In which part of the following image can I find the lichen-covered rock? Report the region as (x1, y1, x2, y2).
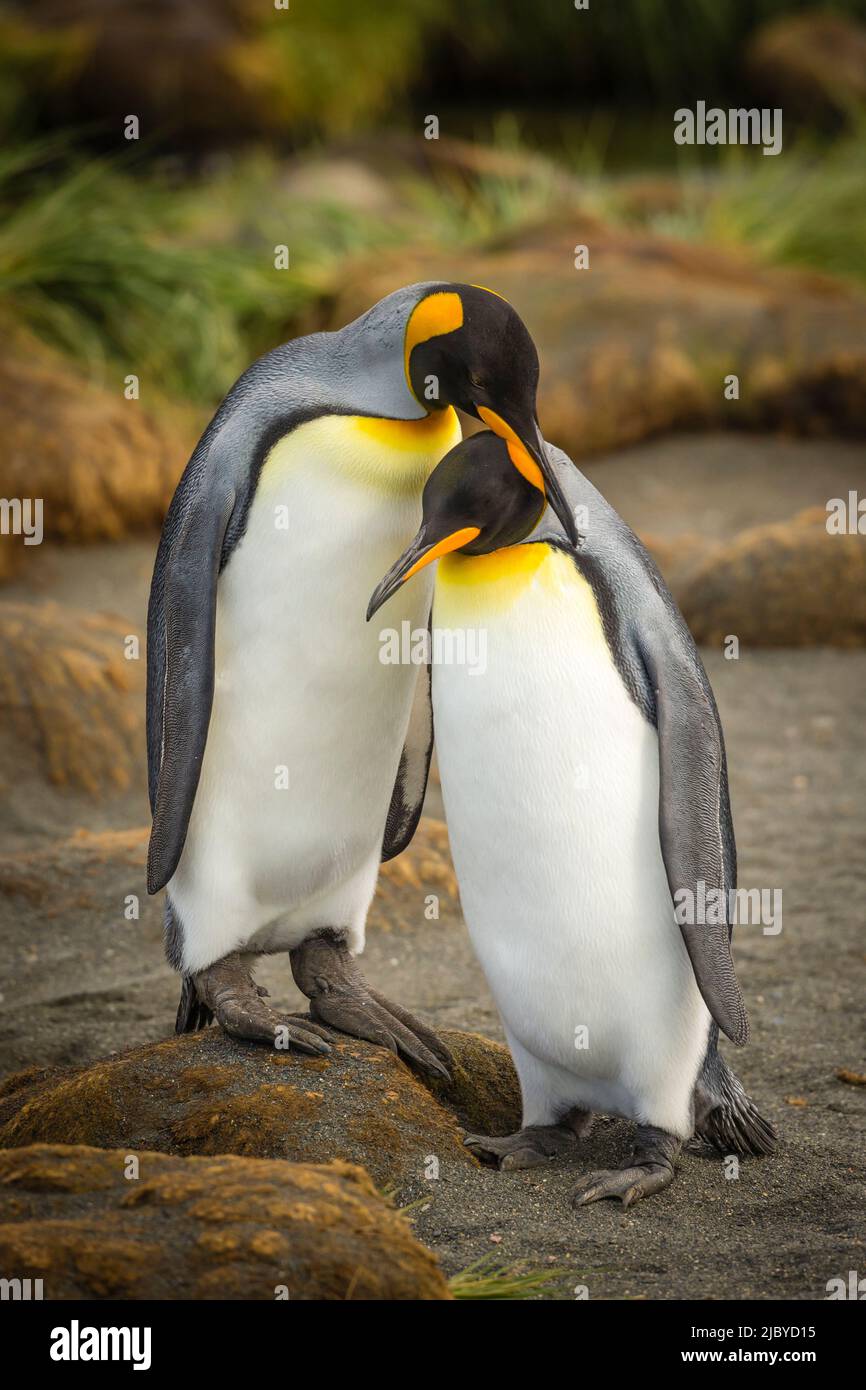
(0, 1029, 474, 1190)
(0, 1144, 451, 1300)
(652, 507, 866, 647)
(433, 1030, 521, 1137)
(329, 225, 866, 458)
(0, 602, 146, 805)
(0, 334, 192, 544)
(0, 1026, 523, 1188)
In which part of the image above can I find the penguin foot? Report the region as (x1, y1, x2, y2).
(570, 1124, 680, 1209)
(290, 930, 452, 1081)
(192, 952, 333, 1055)
(464, 1121, 582, 1171)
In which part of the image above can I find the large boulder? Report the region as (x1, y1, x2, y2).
(0, 1027, 520, 1191)
(329, 224, 866, 458)
(0, 1144, 451, 1299)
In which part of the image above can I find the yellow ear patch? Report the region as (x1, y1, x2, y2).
(404, 291, 464, 395)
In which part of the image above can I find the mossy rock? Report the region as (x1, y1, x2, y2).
(330, 225, 866, 458)
(0, 1144, 451, 1300)
(0, 1026, 520, 1191)
(651, 506, 866, 647)
(433, 1029, 521, 1137)
(0, 331, 193, 545)
(0, 601, 146, 806)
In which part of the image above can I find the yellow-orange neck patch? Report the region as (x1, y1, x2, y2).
(404, 291, 464, 397)
(403, 526, 481, 582)
(477, 407, 545, 493)
(353, 406, 460, 452)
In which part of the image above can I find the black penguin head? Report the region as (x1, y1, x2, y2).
(366, 431, 545, 621)
(404, 284, 577, 544)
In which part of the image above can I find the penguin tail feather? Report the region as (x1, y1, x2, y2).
(694, 1057, 777, 1158)
(175, 975, 213, 1035)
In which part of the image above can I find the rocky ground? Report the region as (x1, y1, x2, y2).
(0, 431, 863, 1299)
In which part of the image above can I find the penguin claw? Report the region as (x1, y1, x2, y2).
(571, 1126, 680, 1208)
(191, 954, 333, 1055)
(290, 930, 451, 1080)
(570, 1163, 675, 1209)
(464, 1124, 578, 1169)
(311, 992, 450, 1081)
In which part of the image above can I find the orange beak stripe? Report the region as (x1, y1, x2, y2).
(477, 407, 545, 494)
(402, 527, 481, 582)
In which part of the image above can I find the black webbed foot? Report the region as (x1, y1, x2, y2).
(191, 952, 332, 1055)
(571, 1124, 680, 1208)
(464, 1121, 581, 1171)
(290, 930, 452, 1080)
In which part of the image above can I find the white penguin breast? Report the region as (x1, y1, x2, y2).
(168, 412, 459, 965)
(432, 545, 708, 1127)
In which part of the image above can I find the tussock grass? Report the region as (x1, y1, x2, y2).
(608, 127, 866, 288)
(449, 1253, 569, 1300)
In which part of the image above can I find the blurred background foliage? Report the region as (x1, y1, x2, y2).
(1, 0, 865, 406)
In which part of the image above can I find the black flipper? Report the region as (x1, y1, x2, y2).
(638, 625, 750, 1046)
(381, 624, 434, 862)
(146, 479, 236, 894)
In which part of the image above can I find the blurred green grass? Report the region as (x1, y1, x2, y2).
(0, 135, 564, 403)
(2, 121, 864, 408)
(598, 123, 866, 287)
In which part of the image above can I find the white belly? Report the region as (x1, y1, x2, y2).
(432, 544, 710, 1137)
(169, 410, 461, 972)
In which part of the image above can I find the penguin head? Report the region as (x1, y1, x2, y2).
(404, 284, 577, 544)
(367, 431, 545, 620)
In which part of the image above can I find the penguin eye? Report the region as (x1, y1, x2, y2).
(468, 371, 485, 391)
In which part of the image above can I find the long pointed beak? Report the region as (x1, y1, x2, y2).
(476, 408, 578, 547)
(366, 524, 480, 622)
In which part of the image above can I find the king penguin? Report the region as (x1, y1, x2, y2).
(368, 431, 776, 1203)
(146, 283, 576, 1073)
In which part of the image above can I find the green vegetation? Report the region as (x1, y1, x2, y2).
(0, 137, 562, 405)
(605, 125, 866, 287)
(0, 143, 389, 402)
(3, 116, 863, 412)
(449, 1252, 570, 1300)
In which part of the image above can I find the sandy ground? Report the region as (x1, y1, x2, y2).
(1, 433, 864, 1299)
